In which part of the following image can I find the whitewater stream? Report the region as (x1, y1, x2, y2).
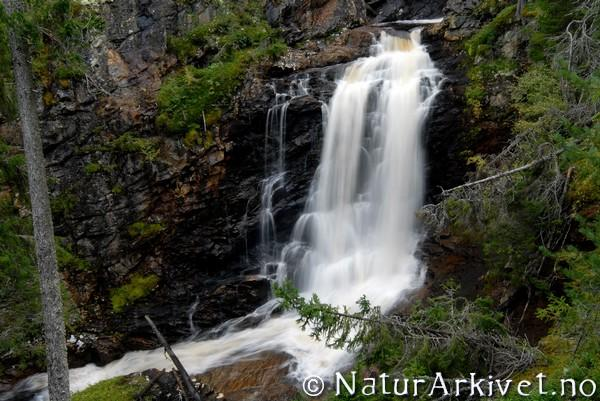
(3, 28, 442, 400)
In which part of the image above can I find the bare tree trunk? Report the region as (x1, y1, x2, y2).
(516, 0, 527, 18)
(2, 1, 71, 400)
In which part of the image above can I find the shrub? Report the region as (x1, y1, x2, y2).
(0, 142, 81, 374)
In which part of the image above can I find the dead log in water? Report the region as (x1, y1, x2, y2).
(145, 315, 202, 401)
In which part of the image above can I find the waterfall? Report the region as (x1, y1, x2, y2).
(3, 29, 441, 401)
(278, 30, 441, 309)
(260, 77, 309, 269)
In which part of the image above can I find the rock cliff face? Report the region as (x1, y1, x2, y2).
(7, 0, 484, 367)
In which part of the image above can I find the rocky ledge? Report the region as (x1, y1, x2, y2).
(1, 0, 494, 384)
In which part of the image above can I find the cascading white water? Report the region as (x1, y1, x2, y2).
(3, 29, 441, 401)
(279, 30, 441, 309)
(260, 78, 310, 266)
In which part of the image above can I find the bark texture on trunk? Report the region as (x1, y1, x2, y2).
(516, 0, 527, 17)
(2, 0, 71, 400)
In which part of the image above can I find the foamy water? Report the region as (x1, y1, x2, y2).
(3, 29, 441, 400)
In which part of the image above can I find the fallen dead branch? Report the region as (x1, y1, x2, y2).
(145, 315, 202, 401)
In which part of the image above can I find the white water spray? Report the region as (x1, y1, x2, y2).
(260, 77, 310, 265)
(3, 29, 441, 400)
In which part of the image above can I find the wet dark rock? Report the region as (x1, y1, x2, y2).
(401, 0, 448, 19)
(1, 0, 484, 383)
(266, 0, 367, 43)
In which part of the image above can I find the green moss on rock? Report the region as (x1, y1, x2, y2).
(465, 5, 516, 58)
(127, 221, 165, 239)
(110, 274, 160, 313)
(157, 0, 287, 136)
(72, 375, 150, 401)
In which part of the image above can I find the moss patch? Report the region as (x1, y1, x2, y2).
(465, 5, 516, 58)
(80, 132, 159, 161)
(110, 274, 160, 313)
(156, 0, 287, 136)
(127, 221, 165, 240)
(72, 375, 150, 401)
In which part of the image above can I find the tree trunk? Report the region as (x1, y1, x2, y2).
(516, 0, 527, 18)
(2, 1, 71, 400)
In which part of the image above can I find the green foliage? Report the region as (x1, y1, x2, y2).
(562, 124, 600, 208)
(157, 0, 287, 136)
(465, 5, 516, 57)
(0, 140, 80, 375)
(0, 17, 15, 120)
(511, 65, 566, 136)
(110, 274, 160, 313)
(501, 216, 600, 401)
(532, 0, 576, 35)
(0, 206, 45, 375)
(82, 132, 160, 161)
(84, 161, 117, 175)
(0, 141, 26, 191)
(50, 189, 78, 218)
(0, 0, 103, 120)
(56, 239, 90, 271)
(84, 162, 103, 174)
(465, 57, 518, 120)
(127, 221, 165, 240)
(157, 59, 246, 135)
(434, 5, 600, 398)
(275, 281, 383, 350)
(475, 0, 512, 16)
(276, 281, 532, 385)
(108, 133, 160, 161)
(111, 184, 124, 195)
(72, 375, 150, 401)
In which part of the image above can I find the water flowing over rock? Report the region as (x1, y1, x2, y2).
(6, 28, 448, 401)
(2, 0, 488, 398)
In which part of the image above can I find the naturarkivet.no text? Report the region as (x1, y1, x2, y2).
(333, 372, 598, 398)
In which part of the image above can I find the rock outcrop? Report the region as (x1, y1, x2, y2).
(2, 0, 483, 377)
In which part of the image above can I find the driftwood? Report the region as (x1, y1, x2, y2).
(145, 315, 202, 401)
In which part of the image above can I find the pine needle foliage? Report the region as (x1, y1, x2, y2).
(275, 281, 537, 379)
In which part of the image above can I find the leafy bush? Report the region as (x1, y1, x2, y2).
(110, 274, 160, 313)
